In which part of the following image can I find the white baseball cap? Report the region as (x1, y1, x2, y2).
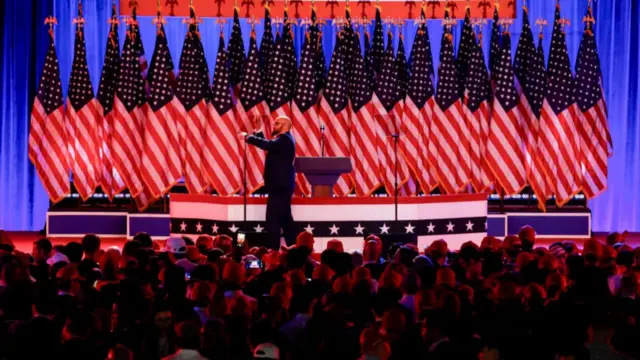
(253, 342, 280, 359)
(47, 252, 70, 266)
(165, 237, 187, 254)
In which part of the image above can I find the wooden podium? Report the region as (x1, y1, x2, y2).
(294, 157, 353, 197)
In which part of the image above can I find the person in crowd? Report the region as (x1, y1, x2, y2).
(30, 237, 52, 282)
(162, 321, 207, 360)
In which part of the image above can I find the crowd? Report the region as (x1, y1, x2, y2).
(0, 227, 637, 360)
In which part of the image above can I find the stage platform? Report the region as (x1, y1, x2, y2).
(38, 193, 594, 252)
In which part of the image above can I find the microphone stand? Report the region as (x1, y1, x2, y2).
(243, 134, 248, 223)
(391, 133, 399, 224)
(320, 124, 325, 157)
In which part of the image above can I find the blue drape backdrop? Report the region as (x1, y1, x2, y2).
(1, 0, 638, 232)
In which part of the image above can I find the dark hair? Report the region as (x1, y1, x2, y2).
(0, 244, 14, 253)
(616, 251, 634, 269)
(207, 248, 225, 263)
(122, 240, 142, 258)
(191, 264, 217, 282)
(63, 242, 84, 263)
(175, 321, 201, 350)
(34, 238, 53, 254)
(286, 246, 311, 270)
(397, 246, 419, 269)
(133, 232, 153, 248)
(81, 234, 101, 254)
(182, 236, 195, 246)
(459, 245, 481, 263)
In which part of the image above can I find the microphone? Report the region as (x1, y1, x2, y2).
(387, 133, 400, 138)
(239, 132, 249, 137)
(320, 124, 325, 132)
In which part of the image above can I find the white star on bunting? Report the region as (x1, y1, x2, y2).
(329, 224, 340, 235)
(379, 223, 390, 234)
(254, 224, 264, 233)
(196, 222, 203, 232)
(427, 222, 436, 233)
(354, 223, 365, 235)
(180, 221, 187, 232)
(229, 224, 239, 233)
(465, 221, 474, 231)
(304, 224, 315, 234)
(211, 223, 219, 234)
(404, 223, 415, 234)
(446, 222, 455, 232)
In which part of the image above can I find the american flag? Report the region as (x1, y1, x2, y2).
(292, 8, 322, 196)
(537, 4, 582, 207)
(489, 5, 501, 80)
(487, 31, 527, 195)
(175, 10, 211, 194)
(395, 34, 416, 196)
(374, 32, 410, 196)
(315, 26, 327, 95)
(347, 20, 380, 196)
(432, 18, 469, 194)
(66, 7, 100, 201)
(402, 18, 438, 194)
(238, 32, 271, 193)
(363, 30, 376, 96)
(575, 6, 612, 199)
(514, 6, 550, 209)
(140, 16, 182, 199)
(266, 9, 296, 119)
(342, 7, 357, 81)
(228, 8, 245, 89)
(396, 35, 409, 100)
(456, 8, 475, 97)
(112, 14, 147, 199)
(455, 7, 478, 194)
(318, 35, 352, 196)
(204, 36, 242, 196)
(96, 4, 125, 200)
(463, 29, 493, 193)
(370, 7, 385, 77)
(28, 25, 70, 203)
(260, 7, 275, 91)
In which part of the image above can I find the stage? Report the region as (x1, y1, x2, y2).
(22, 193, 596, 253)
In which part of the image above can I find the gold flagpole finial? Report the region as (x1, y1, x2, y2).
(216, 18, 227, 37)
(535, 18, 547, 38)
(558, 18, 570, 33)
(498, 18, 513, 34)
(45, 16, 58, 38)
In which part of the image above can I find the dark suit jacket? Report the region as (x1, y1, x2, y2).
(246, 131, 296, 194)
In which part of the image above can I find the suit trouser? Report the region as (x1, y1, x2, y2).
(266, 192, 295, 249)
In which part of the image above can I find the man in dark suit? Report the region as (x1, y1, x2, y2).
(245, 116, 296, 249)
